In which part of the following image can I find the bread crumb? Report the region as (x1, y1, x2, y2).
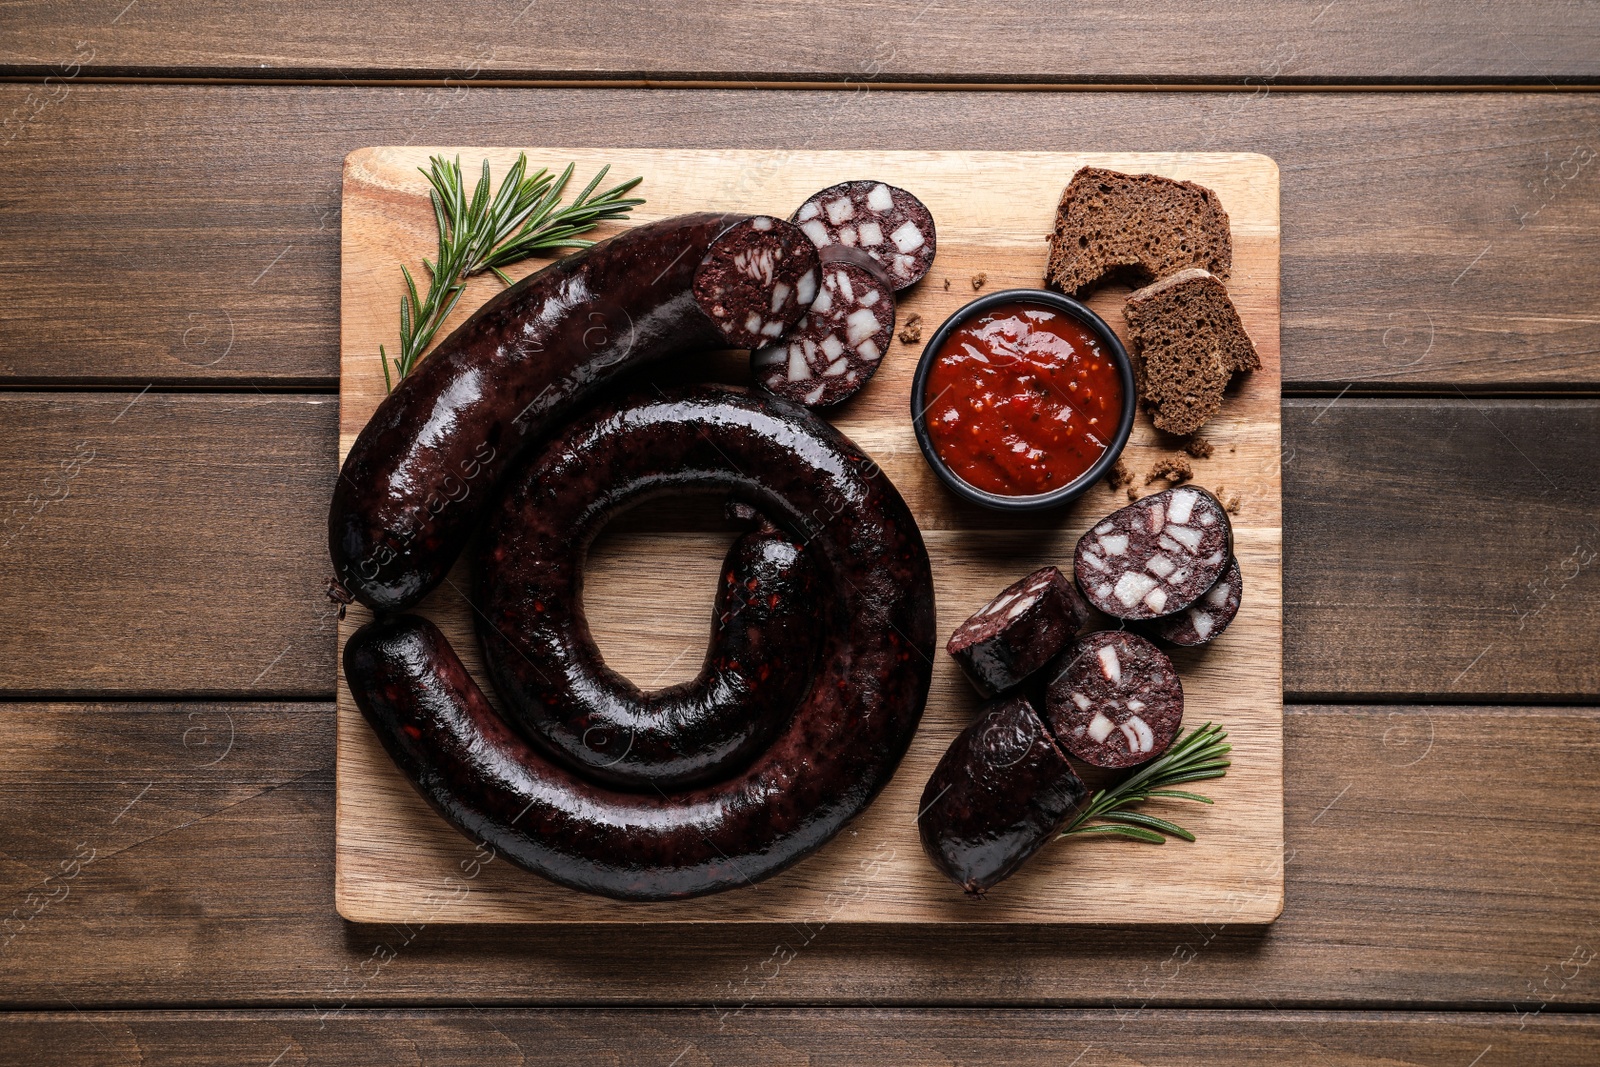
(971, 271, 987, 291)
(1212, 484, 1242, 515)
(1104, 457, 1134, 490)
(1127, 486, 1140, 501)
(943, 278, 951, 291)
(1183, 436, 1214, 459)
(1144, 455, 1193, 485)
(898, 314, 922, 345)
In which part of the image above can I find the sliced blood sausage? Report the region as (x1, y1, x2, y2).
(480, 420, 826, 789)
(792, 180, 936, 291)
(693, 215, 822, 349)
(1142, 556, 1243, 647)
(328, 212, 818, 613)
(347, 388, 935, 901)
(946, 565, 1090, 697)
(918, 694, 1086, 897)
(1073, 486, 1233, 621)
(1043, 631, 1184, 768)
(751, 246, 895, 407)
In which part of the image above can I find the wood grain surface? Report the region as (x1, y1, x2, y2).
(333, 148, 1281, 924)
(4, 0, 1598, 83)
(1, 704, 1595, 1008)
(3, 1009, 1598, 1064)
(3, 87, 1599, 389)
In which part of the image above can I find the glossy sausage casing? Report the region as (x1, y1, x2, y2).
(328, 212, 818, 611)
(347, 389, 936, 900)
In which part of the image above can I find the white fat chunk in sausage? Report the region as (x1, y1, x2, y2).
(1199, 512, 1216, 526)
(836, 270, 855, 302)
(796, 201, 820, 223)
(857, 339, 882, 361)
(804, 383, 826, 405)
(1206, 580, 1231, 606)
(759, 319, 785, 338)
(893, 254, 917, 277)
(1099, 532, 1129, 555)
(821, 334, 845, 360)
(825, 197, 855, 225)
(984, 591, 1021, 616)
(825, 357, 849, 376)
(858, 220, 884, 246)
(1113, 571, 1159, 608)
(1088, 711, 1116, 743)
(812, 287, 834, 315)
(867, 183, 895, 212)
(1167, 488, 1198, 524)
(1167, 524, 1203, 552)
(1126, 697, 1145, 712)
(1095, 582, 1112, 599)
(769, 282, 791, 313)
(1158, 534, 1185, 555)
(733, 247, 777, 285)
(1143, 587, 1168, 613)
(787, 345, 810, 380)
(796, 268, 817, 306)
(840, 226, 859, 246)
(1146, 504, 1165, 534)
(1145, 554, 1176, 578)
(1191, 610, 1216, 640)
(1097, 644, 1122, 684)
(1004, 596, 1034, 621)
(1080, 551, 1110, 572)
(1071, 692, 1092, 711)
(744, 312, 763, 335)
(801, 219, 832, 246)
(1121, 716, 1155, 753)
(1202, 550, 1225, 566)
(1169, 567, 1190, 586)
(891, 221, 926, 254)
(861, 288, 881, 307)
(1095, 521, 1114, 536)
(846, 308, 881, 344)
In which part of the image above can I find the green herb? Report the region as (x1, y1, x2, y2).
(380, 154, 645, 390)
(1059, 722, 1231, 845)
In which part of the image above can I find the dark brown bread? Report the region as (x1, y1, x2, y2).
(1046, 167, 1232, 296)
(1123, 268, 1260, 437)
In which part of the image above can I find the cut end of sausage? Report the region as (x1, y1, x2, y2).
(945, 565, 1091, 696)
(1043, 631, 1183, 769)
(1073, 486, 1233, 621)
(695, 216, 821, 349)
(792, 180, 937, 291)
(752, 252, 896, 408)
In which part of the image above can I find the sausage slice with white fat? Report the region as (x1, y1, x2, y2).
(946, 565, 1091, 696)
(1074, 486, 1233, 621)
(1043, 631, 1183, 768)
(693, 215, 821, 349)
(1143, 556, 1243, 647)
(751, 246, 895, 407)
(792, 180, 937, 291)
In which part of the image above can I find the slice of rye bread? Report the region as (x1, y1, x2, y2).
(1123, 268, 1260, 437)
(1046, 168, 1232, 296)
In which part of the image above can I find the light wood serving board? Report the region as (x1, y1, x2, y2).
(336, 149, 1282, 924)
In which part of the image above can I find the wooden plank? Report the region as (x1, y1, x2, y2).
(5, 393, 1595, 700)
(1, 86, 1597, 388)
(1, 704, 1596, 1007)
(0, 392, 338, 698)
(2, 1008, 1596, 1064)
(3, 1, 1598, 83)
(332, 146, 1283, 925)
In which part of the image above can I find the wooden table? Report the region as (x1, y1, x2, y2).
(2, 5, 1598, 1062)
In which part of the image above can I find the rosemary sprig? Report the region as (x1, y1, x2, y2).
(1060, 722, 1232, 845)
(380, 154, 645, 390)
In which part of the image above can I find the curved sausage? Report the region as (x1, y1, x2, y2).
(328, 213, 820, 612)
(480, 452, 825, 789)
(347, 388, 936, 900)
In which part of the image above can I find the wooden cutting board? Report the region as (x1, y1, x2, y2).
(335, 148, 1282, 924)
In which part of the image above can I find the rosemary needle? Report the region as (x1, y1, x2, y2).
(1059, 722, 1232, 845)
(380, 154, 645, 391)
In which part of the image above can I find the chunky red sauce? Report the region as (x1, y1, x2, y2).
(923, 301, 1123, 497)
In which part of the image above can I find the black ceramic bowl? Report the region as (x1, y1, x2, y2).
(909, 288, 1136, 512)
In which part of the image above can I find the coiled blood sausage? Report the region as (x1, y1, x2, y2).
(329, 212, 820, 612)
(346, 389, 935, 900)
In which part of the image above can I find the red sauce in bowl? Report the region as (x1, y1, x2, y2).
(922, 300, 1123, 497)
